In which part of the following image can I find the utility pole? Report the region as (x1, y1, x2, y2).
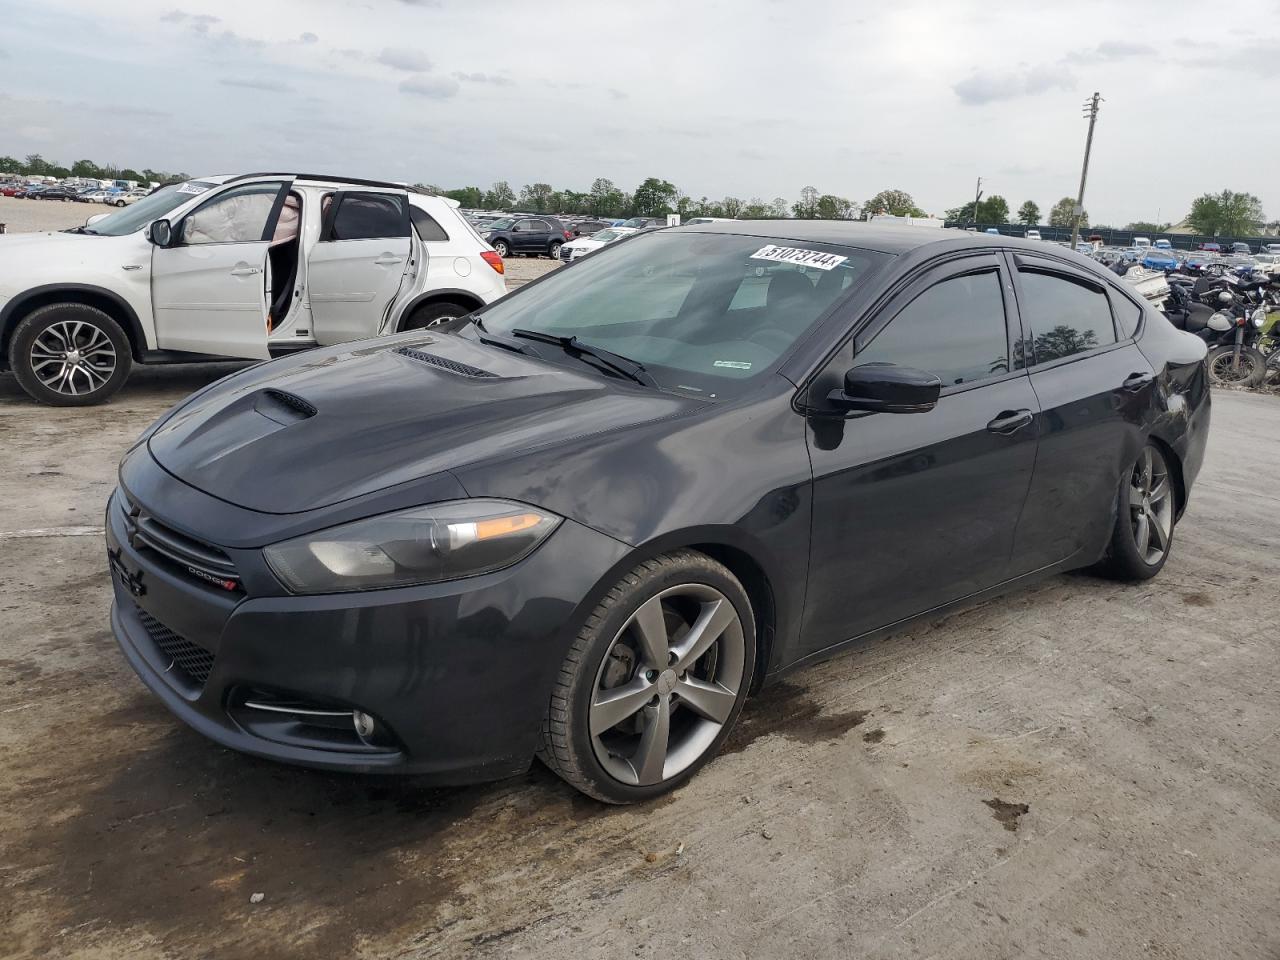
(1071, 92, 1102, 250)
(972, 176, 983, 228)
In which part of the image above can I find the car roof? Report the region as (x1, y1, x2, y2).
(669, 219, 1014, 255)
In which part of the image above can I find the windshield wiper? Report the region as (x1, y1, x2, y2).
(510, 328, 656, 387)
(63, 226, 98, 235)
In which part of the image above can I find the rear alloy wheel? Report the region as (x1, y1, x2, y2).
(548, 241, 563, 260)
(1094, 442, 1176, 580)
(404, 301, 469, 331)
(538, 550, 755, 803)
(492, 240, 510, 258)
(10, 303, 132, 406)
(1207, 345, 1266, 388)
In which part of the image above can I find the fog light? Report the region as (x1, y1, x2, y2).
(353, 711, 376, 739)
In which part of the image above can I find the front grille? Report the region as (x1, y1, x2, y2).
(136, 606, 215, 687)
(120, 494, 241, 592)
(394, 347, 497, 378)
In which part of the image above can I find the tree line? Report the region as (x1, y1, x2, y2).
(945, 189, 1269, 237)
(1, 153, 189, 185)
(420, 177, 928, 222)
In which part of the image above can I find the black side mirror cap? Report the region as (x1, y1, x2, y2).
(830, 363, 942, 414)
(148, 219, 173, 247)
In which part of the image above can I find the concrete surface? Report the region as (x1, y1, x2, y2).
(0, 366, 1277, 960)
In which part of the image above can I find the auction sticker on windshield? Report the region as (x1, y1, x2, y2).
(176, 181, 212, 196)
(750, 244, 847, 271)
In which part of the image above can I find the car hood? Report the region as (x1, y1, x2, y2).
(146, 333, 700, 515)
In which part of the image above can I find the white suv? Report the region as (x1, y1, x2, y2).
(0, 173, 507, 405)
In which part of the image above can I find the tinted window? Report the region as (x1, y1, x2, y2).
(1019, 270, 1117, 363)
(181, 181, 284, 245)
(1111, 293, 1142, 339)
(854, 270, 1009, 386)
(515, 219, 541, 232)
(328, 192, 407, 241)
(410, 206, 449, 241)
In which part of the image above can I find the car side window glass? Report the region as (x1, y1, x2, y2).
(410, 206, 449, 242)
(180, 182, 283, 245)
(853, 270, 1010, 387)
(515, 219, 537, 232)
(328, 193, 408, 241)
(1019, 270, 1117, 364)
(1110, 292, 1142, 340)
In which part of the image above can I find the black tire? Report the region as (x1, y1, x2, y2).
(10, 303, 132, 406)
(537, 549, 757, 804)
(492, 239, 510, 258)
(403, 301, 469, 331)
(1093, 442, 1176, 581)
(548, 241, 563, 260)
(1206, 345, 1266, 388)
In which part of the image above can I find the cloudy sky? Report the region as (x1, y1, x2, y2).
(3, 0, 1278, 225)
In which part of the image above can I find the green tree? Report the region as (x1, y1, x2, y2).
(721, 196, 743, 218)
(741, 197, 772, 218)
(23, 154, 49, 175)
(770, 197, 790, 218)
(484, 180, 516, 209)
(815, 194, 856, 219)
(1186, 190, 1264, 236)
(1048, 196, 1086, 228)
(1017, 201, 1041, 226)
(792, 185, 820, 219)
(982, 195, 1009, 223)
(0, 156, 20, 173)
(71, 159, 102, 178)
(1124, 221, 1171, 233)
(589, 177, 628, 217)
(443, 186, 485, 208)
(630, 177, 679, 217)
(517, 182, 554, 212)
(867, 189, 925, 218)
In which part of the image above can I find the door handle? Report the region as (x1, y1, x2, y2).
(374, 255, 404, 265)
(230, 265, 261, 277)
(986, 409, 1034, 435)
(1122, 372, 1155, 392)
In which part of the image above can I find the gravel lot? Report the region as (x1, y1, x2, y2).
(1, 335, 1278, 960)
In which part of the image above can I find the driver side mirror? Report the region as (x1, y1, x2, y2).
(148, 219, 173, 247)
(830, 363, 941, 414)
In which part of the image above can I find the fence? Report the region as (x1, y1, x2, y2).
(944, 222, 1279, 252)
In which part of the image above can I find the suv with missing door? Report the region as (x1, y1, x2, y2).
(0, 173, 507, 405)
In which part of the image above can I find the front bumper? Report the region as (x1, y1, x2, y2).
(106, 482, 631, 782)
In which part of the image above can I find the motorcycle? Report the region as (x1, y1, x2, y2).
(1198, 289, 1269, 387)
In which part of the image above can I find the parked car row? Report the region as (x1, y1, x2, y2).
(1, 181, 149, 205)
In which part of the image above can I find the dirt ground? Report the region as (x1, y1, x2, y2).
(1, 356, 1278, 959)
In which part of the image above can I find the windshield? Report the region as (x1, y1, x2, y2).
(472, 231, 886, 398)
(591, 228, 627, 243)
(485, 218, 515, 231)
(84, 181, 217, 236)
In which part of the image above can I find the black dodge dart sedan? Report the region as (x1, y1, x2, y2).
(107, 222, 1210, 803)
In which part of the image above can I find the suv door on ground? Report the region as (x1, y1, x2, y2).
(151, 179, 289, 359)
(801, 254, 1039, 657)
(308, 190, 412, 345)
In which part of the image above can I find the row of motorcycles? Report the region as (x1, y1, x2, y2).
(1154, 262, 1279, 387)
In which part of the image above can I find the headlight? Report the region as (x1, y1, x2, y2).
(264, 500, 561, 594)
(1253, 308, 1267, 328)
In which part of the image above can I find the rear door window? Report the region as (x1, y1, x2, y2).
(326, 192, 409, 241)
(1018, 270, 1117, 364)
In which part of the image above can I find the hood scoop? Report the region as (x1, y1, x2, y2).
(395, 346, 497, 379)
(256, 389, 316, 424)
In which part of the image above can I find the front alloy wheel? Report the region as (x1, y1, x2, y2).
(539, 551, 755, 803)
(10, 303, 132, 406)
